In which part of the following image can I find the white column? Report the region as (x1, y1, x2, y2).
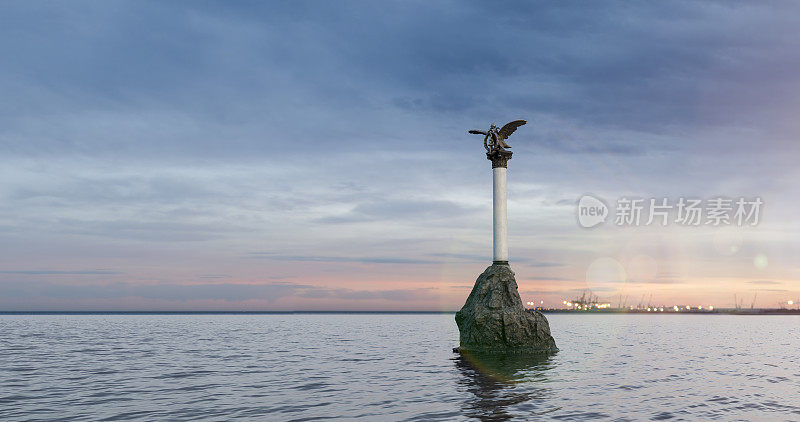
(493, 167, 508, 262)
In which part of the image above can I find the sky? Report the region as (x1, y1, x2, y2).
(1, 1, 799, 311)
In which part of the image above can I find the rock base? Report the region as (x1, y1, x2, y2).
(455, 263, 557, 353)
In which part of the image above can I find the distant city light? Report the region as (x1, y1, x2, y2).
(554, 297, 723, 313)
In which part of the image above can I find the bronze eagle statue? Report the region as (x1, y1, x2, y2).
(469, 120, 526, 154)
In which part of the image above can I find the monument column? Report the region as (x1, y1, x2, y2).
(490, 150, 512, 265)
(456, 119, 557, 354)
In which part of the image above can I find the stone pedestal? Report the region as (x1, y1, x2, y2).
(455, 263, 557, 353)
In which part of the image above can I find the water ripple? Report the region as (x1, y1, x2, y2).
(0, 314, 798, 420)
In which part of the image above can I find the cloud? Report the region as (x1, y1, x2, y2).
(566, 287, 617, 293)
(248, 251, 565, 268)
(247, 252, 433, 265)
(1, 2, 799, 309)
(747, 280, 781, 285)
(0, 280, 438, 306)
(296, 287, 434, 302)
(428, 253, 487, 262)
(534, 136, 652, 156)
(527, 262, 566, 268)
(317, 199, 480, 224)
(0, 282, 313, 302)
(55, 219, 246, 242)
(521, 276, 572, 281)
(627, 278, 684, 285)
(6, 1, 800, 163)
(0, 270, 122, 275)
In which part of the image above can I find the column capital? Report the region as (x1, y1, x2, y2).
(487, 150, 513, 168)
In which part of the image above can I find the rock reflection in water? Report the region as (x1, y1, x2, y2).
(454, 351, 557, 420)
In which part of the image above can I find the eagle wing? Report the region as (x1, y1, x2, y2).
(497, 120, 527, 140)
(469, 130, 488, 135)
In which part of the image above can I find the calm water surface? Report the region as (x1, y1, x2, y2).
(1, 314, 799, 421)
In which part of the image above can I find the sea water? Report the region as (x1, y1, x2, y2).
(1, 313, 798, 420)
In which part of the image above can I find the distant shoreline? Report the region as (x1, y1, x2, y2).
(0, 311, 456, 315)
(0, 310, 798, 315)
(538, 309, 800, 316)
